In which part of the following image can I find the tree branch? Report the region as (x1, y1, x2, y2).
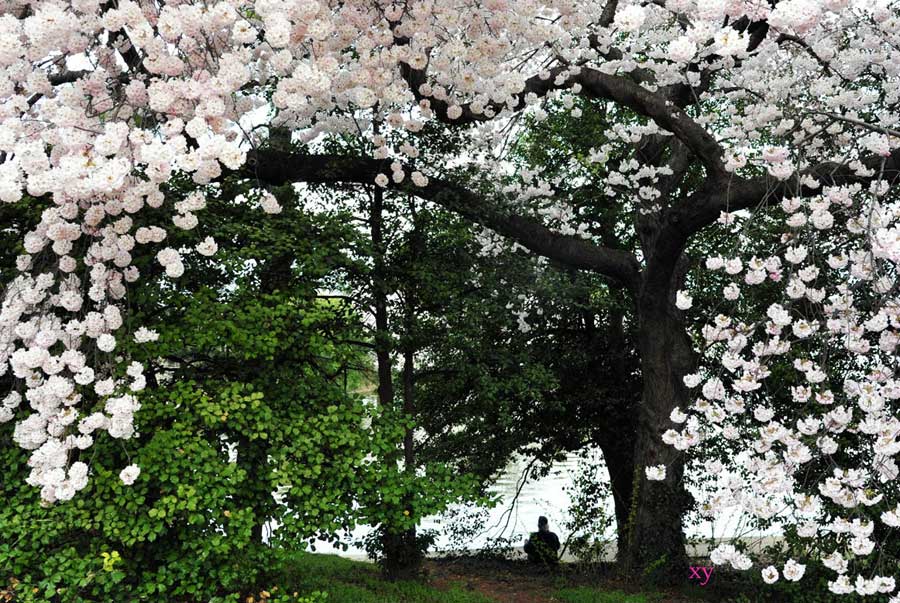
(574, 69, 726, 178)
(680, 147, 900, 233)
(243, 149, 642, 290)
(395, 49, 727, 179)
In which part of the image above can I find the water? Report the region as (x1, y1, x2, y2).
(423, 451, 607, 557)
(297, 447, 783, 561)
(297, 451, 598, 559)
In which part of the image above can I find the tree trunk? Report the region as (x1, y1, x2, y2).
(370, 186, 423, 579)
(596, 436, 635, 557)
(371, 187, 394, 411)
(620, 291, 694, 583)
(598, 305, 637, 556)
(584, 302, 639, 557)
(381, 348, 422, 581)
(381, 529, 421, 580)
(383, 197, 425, 580)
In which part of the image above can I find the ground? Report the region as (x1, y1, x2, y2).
(426, 558, 708, 603)
(275, 554, 720, 603)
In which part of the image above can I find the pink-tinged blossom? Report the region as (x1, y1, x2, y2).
(119, 464, 140, 486)
(195, 237, 218, 257)
(783, 559, 806, 582)
(613, 5, 646, 32)
(667, 37, 697, 63)
(259, 191, 283, 214)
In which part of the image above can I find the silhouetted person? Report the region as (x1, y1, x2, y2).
(524, 516, 560, 565)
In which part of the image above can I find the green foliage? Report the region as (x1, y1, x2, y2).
(0, 198, 45, 277)
(1, 149, 514, 598)
(406, 97, 645, 535)
(562, 454, 615, 563)
(0, 404, 273, 600)
(0, 183, 381, 601)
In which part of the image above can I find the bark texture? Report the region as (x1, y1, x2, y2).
(621, 300, 694, 580)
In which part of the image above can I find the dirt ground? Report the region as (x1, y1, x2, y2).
(425, 558, 713, 603)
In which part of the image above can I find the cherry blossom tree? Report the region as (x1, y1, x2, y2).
(2, 0, 900, 592)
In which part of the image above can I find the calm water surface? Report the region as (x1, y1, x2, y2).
(301, 449, 771, 560)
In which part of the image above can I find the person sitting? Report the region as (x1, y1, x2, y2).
(524, 516, 560, 565)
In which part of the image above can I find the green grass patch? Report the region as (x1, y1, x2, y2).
(554, 587, 663, 603)
(273, 553, 495, 603)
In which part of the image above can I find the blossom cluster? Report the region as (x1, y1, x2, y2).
(676, 178, 900, 593)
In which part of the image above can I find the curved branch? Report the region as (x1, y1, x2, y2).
(398, 58, 567, 124)
(681, 147, 900, 233)
(396, 49, 726, 179)
(776, 33, 850, 84)
(574, 69, 726, 178)
(244, 149, 642, 290)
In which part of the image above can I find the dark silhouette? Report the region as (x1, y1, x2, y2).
(524, 516, 560, 565)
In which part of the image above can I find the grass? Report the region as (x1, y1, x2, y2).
(553, 587, 663, 603)
(273, 553, 495, 603)
(268, 554, 680, 603)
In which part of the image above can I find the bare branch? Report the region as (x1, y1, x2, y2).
(575, 69, 726, 178)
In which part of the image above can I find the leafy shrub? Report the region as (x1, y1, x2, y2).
(0, 188, 376, 601)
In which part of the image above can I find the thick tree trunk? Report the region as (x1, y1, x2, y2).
(598, 305, 638, 556)
(620, 292, 694, 582)
(596, 437, 635, 556)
